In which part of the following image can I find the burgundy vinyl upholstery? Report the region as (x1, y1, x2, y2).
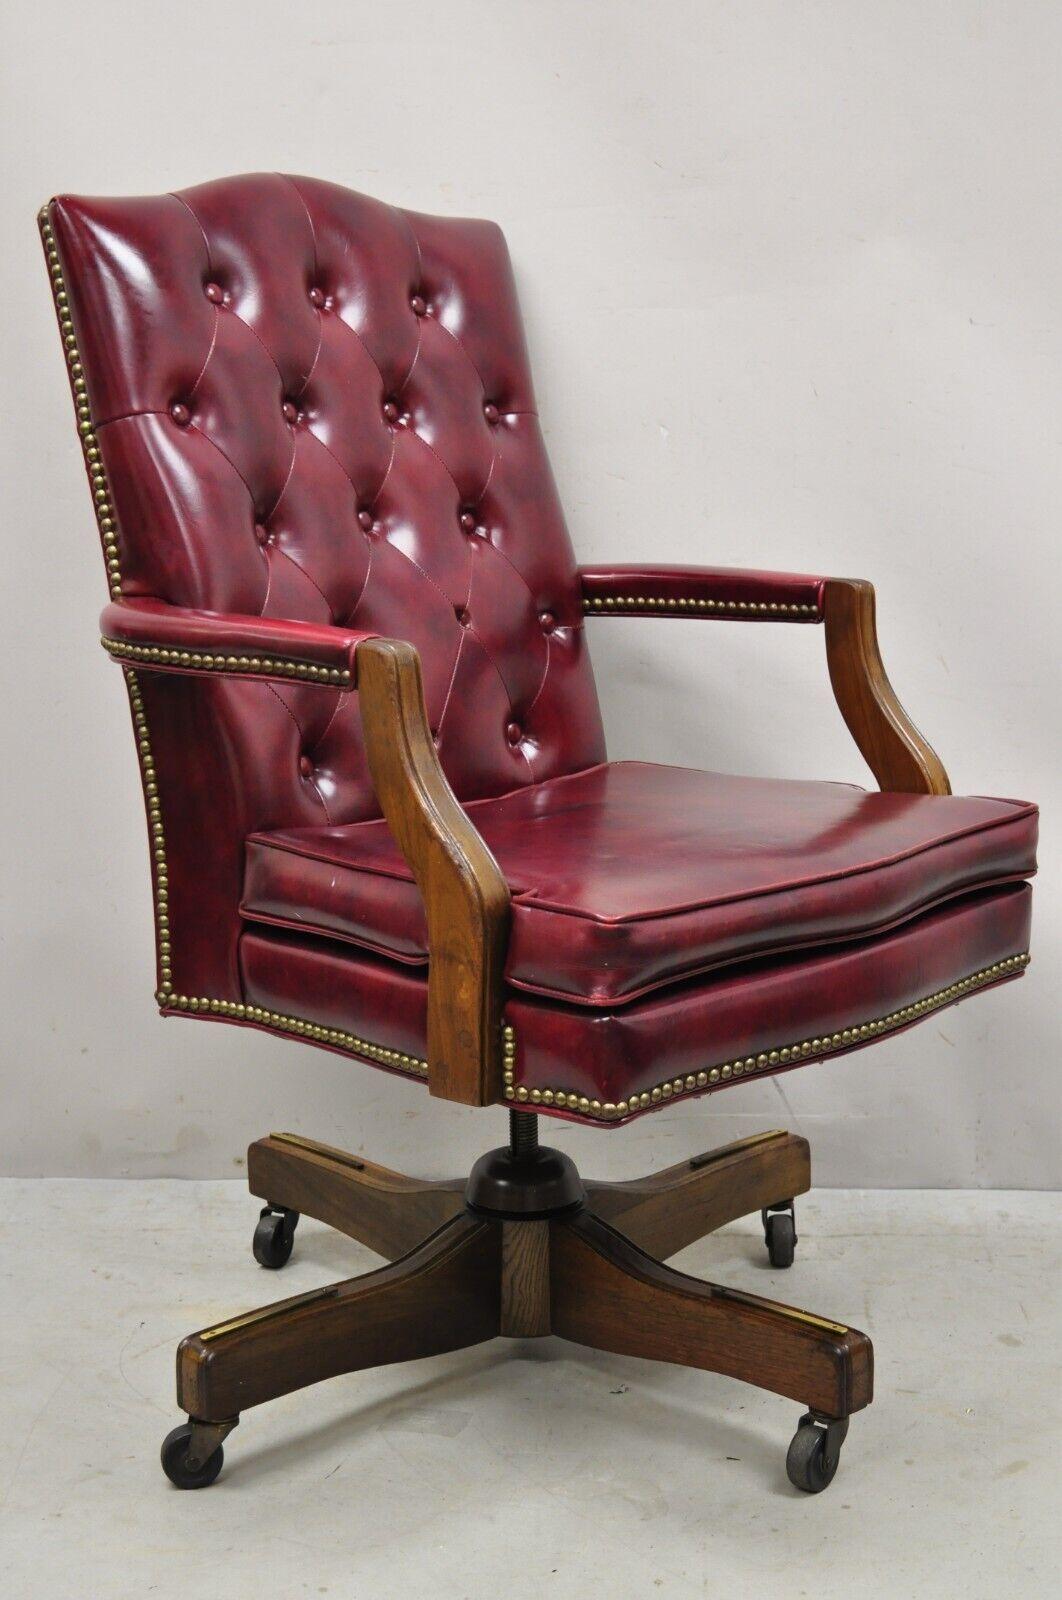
(45, 173, 604, 1000)
(241, 764, 1037, 1005)
(101, 596, 377, 687)
(41, 172, 1037, 1126)
(579, 565, 826, 619)
(239, 883, 1032, 1123)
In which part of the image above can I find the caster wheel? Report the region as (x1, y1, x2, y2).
(785, 1412, 848, 1494)
(253, 1205, 299, 1269)
(160, 1423, 224, 1490)
(763, 1205, 796, 1268)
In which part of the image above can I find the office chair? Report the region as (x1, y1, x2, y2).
(39, 174, 1037, 1493)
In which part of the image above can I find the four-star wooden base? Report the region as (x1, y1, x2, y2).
(160, 1115, 872, 1494)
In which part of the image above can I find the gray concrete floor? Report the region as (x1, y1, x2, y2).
(1, 1180, 1058, 1599)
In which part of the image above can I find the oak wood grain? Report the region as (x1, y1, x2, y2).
(499, 1220, 551, 1336)
(356, 637, 511, 1107)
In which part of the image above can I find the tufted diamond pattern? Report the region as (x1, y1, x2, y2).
(50, 173, 605, 830)
(43, 174, 1037, 1122)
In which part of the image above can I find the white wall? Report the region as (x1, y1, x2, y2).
(1, 0, 1058, 1184)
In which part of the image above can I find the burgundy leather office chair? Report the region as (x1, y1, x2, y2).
(40, 174, 1036, 1495)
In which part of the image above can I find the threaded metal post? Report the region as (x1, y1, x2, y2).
(509, 1109, 539, 1159)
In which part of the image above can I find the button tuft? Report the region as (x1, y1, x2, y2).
(539, 610, 556, 634)
(298, 755, 314, 778)
(459, 509, 477, 533)
(308, 286, 325, 308)
(204, 282, 224, 304)
(282, 400, 299, 424)
(382, 399, 400, 424)
(357, 509, 375, 533)
(169, 402, 191, 427)
(483, 401, 500, 425)
(410, 294, 427, 316)
(506, 721, 522, 746)
(456, 607, 471, 627)
(254, 523, 270, 546)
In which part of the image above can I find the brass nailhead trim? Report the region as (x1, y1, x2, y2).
(502, 1022, 516, 1095)
(124, 668, 173, 996)
(583, 595, 819, 619)
(43, 207, 353, 1010)
(160, 989, 428, 1077)
(39, 209, 122, 601)
(101, 635, 352, 687)
(41, 206, 175, 1000)
(45, 208, 1018, 1109)
(503, 954, 1030, 1122)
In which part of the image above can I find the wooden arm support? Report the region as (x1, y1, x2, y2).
(823, 578, 950, 796)
(580, 565, 950, 796)
(355, 637, 511, 1107)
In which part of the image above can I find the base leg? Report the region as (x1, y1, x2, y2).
(177, 1213, 501, 1423)
(586, 1130, 811, 1257)
(247, 1132, 466, 1259)
(552, 1210, 872, 1420)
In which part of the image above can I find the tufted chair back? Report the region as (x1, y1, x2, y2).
(43, 174, 606, 998)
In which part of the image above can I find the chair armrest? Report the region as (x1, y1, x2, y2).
(578, 564, 826, 620)
(580, 565, 950, 795)
(101, 602, 505, 1104)
(823, 577, 950, 796)
(356, 638, 511, 1107)
(100, 597, 376, 688)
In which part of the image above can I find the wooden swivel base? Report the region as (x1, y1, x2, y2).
(160, 1113, 872, 1495)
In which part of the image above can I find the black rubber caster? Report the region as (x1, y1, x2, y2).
(762, 1202, 796, 1268)
(252, 1205, 299, 1268)
(785, 1411, 848, 1493)
(160, 1423, 225, 1490)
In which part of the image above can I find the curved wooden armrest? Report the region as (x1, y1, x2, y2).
(355, 637, 511, 1107)
(581, 563, 950, 796)
(823, 578, 950, 796)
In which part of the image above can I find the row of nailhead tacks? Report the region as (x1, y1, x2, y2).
(583, 596, 819, 617)
(101, 635, 352, 686)
(48, 202, 433, 1062)
(503, 953, 1030, 1121)
(39, 210, 123, 599)
(41, 211, 181, 1002)
(159, 992, 429, 1075)
(126, 670, 173, 996)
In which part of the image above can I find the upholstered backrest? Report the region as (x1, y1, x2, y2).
(45, 174, 605, 832)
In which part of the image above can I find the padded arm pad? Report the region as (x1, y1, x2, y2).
(100, 597, 378, 688)
(579, 564, 826, 621)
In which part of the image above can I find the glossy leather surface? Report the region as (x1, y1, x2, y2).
(48, 174, 604, 999)
(242, 762, 1037, 1005)
(44, 173, 1036, 1122)
(579, 564, 826, 618)
(236, 883, 1032, 1124)
(101, 596, 377, 683)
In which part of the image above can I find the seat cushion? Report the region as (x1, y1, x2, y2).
(242, 762, 1036, 1006)
(242, 762, 1037, 1006)
(235, 881, 1033, 1125)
